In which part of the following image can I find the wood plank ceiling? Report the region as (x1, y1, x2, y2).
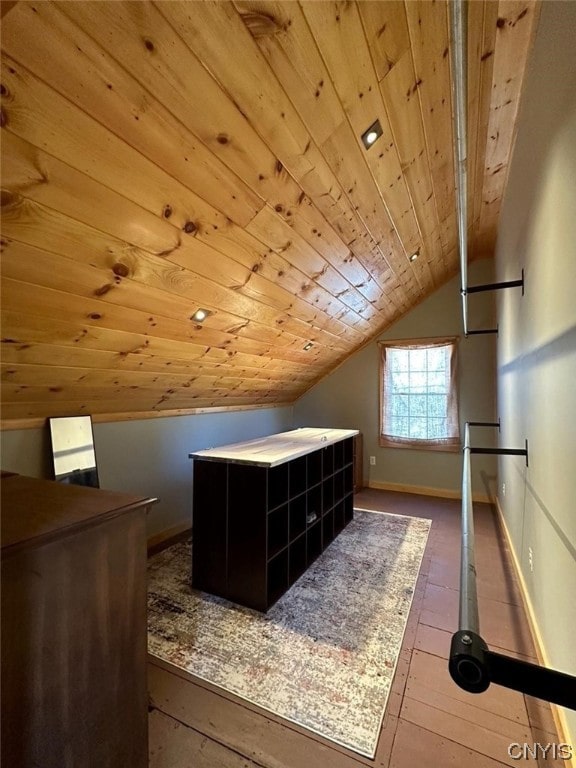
(0, 0, 539, 424)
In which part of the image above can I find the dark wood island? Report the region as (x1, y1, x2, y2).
(189, 427, 358, 611)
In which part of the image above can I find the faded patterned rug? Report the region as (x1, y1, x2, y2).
(147, 508, 431, 757)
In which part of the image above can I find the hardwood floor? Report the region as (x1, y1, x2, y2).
(147, 489, 561, 767)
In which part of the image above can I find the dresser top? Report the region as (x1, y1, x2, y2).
(189, 427, 358, 467)
(1, 473, 156, 555)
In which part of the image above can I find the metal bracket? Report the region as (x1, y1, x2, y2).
(463, 269, 524, 335)
(467, 419, 500, 431)
(465, 327, 499, 337)
(469, 439, 528, 467)
(462, 270, 524, 297)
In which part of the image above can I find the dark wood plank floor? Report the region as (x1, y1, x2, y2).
(147, 489, 561, 767)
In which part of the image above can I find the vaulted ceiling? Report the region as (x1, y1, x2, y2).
(0, 0, 539, 424)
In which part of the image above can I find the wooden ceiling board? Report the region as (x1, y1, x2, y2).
(0, 394, 295, 422)
(7, 1, 265, 226)
(378, 49, 439, 279)
(1, 132, 365, 346)
(468, 0, 501, 261)
(234, 1, 347, 146)
(0, 310, 320, 378)
(0, 276, 341, 369)
(230, 4, 400, 304)
(403, 1, 455, 259)
(358, 1, 411, 82)
(477, 0, 541, 258)
(0, 372, 293, 402)
(0, 347, 316, 387)
(0, 244, 342, 358)
(1, 25, 372, 339)
(0, 361, 306, 395)
(0, 0, 540, 424)
(156, 2, 410, 286)
(299, 2, 422, 249)
(0, 197, 355, 355)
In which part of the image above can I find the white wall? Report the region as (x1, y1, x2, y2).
(0, 406, 293, 536)
(294, 259, 497, 498)
(495, 0, 576, 744)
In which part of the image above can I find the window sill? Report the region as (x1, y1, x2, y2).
(378, 437, 462, 453)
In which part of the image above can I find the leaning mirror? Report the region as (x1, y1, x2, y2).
(48, 415, 100, 488)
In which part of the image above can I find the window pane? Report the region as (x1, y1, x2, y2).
(409, 349, 427, 370)
(390, 349, 409, 371)
(427, 418, 447, 439)
(391, 394, 409, 416)
(388, 416, 410, 438)
(391, 371, 410, 392)
(410, 394, 427, 417)
(397, 416, 410, 436)
(427, 371, 446, 392)
(409, 371, 428, 393)
(427, 347, 446, 372)
(427, 395, 446, 418)
(409, 417, 427, 439)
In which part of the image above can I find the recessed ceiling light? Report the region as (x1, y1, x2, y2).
(192, 308, 210, 322)
(303, 342, 313, 351)
(409, 252, 419, 262)
(361, 119, 383, 149)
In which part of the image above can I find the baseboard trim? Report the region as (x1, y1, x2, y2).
(147, 522, 191, 556)
(495, 498, 574, 760)
(367, 479, 492, 504)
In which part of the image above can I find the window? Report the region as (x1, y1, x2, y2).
(379, 337, 460, 451)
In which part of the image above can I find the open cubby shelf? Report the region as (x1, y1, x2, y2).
(192, 434, 355, 611)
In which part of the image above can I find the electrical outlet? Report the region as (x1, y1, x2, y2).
(369, 456, 376, 466)
(501, 482, 506, 497)
(528, 546, 534, 572)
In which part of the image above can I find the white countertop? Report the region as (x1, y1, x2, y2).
(189, 427, 359, 467)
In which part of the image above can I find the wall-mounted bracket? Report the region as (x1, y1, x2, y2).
(465, 327, 499, 337)
(469, 439, 529, 467)
(462, 269, 524, 335)
(462, 270, 524, 297)
(468, 419, 500, 431)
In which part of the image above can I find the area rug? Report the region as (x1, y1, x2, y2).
(147, 508, 431, 758)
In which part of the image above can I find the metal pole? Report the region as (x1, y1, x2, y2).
(460, 424, 479, 634)
(450, 0, 468, 337)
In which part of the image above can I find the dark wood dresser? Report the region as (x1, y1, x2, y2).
(1, 473, 156, 768)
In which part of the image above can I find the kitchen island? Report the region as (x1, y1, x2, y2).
(189, 427, 358, 611)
